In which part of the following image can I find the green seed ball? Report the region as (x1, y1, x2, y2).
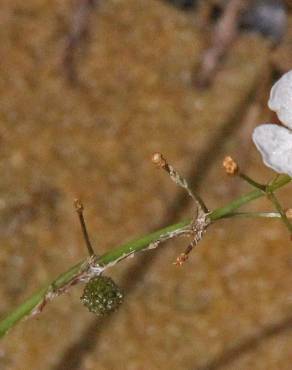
(81, 276, 123, 316)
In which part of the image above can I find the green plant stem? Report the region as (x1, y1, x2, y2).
(238, 171, 292, 234)
(0, 174, 290, 338)
(267, 191, 292, 234)
(209, 174, 291, 221)
(0, 221, 189, 338)
(219, 211, 282, 219)
(238, 173, 266, 191)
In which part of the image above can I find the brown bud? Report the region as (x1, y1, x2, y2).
(74, 198, 84, 212)
(286, 208, 292, 219)
(174, 253, 188, 267)
(223, 156, 238, 175)
(151, 152, 167, 168)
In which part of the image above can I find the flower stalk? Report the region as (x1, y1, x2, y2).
(0, 171, 290, 338)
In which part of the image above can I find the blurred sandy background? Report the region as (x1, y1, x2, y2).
(1, 1, 292, 369)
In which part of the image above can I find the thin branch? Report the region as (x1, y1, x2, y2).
(236, 170, 292, 235)
(0, 175, 290, 337)
(267, 191, 292, 236)
(152, 153, 209, 213)
(63, 0, 96, 83)
(219, 211, 282, 219)
(238, 173, 266, 191)
(0, 220, 190, 337)
(196, 0, 250, 88)
(209, 174, 291, 221)
(222, 157, 266, 191)
(74, 199, 95, 256)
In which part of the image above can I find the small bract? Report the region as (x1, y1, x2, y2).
(253, 70, 292, 176)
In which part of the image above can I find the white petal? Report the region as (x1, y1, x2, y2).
(268, 70, 292, 129)
(253, 124, 292, 176)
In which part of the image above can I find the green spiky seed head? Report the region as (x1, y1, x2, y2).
(81, 275, 123, 316)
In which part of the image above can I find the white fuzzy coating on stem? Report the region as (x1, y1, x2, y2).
(30, 227, 194, 317)
(253, 124, 292, 176)
(268, 70, 292, 129)
(31, 256, 105, 316)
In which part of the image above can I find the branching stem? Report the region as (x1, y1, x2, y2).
(237, 171, 292, 235)
(0, 174, 290, 338)
(267, 191, 292, 235)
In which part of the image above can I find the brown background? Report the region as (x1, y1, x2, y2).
(0, 1, 292, 369)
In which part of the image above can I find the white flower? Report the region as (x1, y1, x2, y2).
(253, 70, 292, 176)
(253, 124, 292, 176)
(268, 70, 292, 129)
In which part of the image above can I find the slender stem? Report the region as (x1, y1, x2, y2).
(267, 191, 292, 235)
(269, 174, 281, 186)
(210, 174, 291, 221)
(74, 199, 95, 256)
(238, 173, 266, 191)
(237, 173, 292, 233)
(0, 175, 290, 338)
(192, 191, 209, 214)
(0, 220, 189, 337)
(152, 153, 208, 213)
(220, 211, 282, 219)
(237, 171, 292, 234)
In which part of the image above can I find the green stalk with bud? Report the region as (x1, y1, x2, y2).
(0, 153, 291, 338)
(2, 70, 292, 339)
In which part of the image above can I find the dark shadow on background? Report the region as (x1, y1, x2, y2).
(195, 315, 292, 370)
(54, 89, 257, 370)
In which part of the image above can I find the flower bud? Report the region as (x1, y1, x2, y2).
(223, 156, 238, 175)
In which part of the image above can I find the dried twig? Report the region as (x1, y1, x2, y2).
(74, 199, 95, 256)
(196, 0, 250, 88)
(63, 0, 96, 83)
(152, 153, 209, 214)
(152, 153, 211, 264)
